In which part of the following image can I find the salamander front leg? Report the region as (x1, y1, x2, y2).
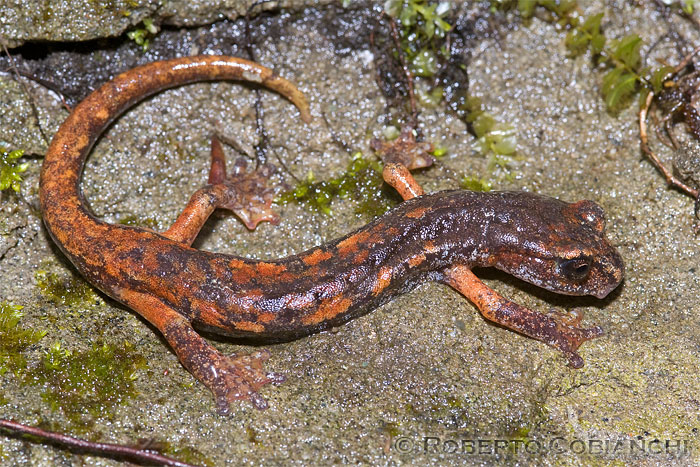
(374, 126, 434, 200)
(163, 135, 280, 245)
(383, 163, 602, 366)
(119, 291, 284, 413)
(383, 162, 424, 200)
(444, 265, 603, 368)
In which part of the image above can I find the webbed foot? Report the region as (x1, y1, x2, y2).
(445, 265, 604, 369)
(205, 349, 286, 414)
(120, 292, 287, 413)
(371, 125, 434, 170)
(548, 309, 603, 368)
(209, 136, 280, 230)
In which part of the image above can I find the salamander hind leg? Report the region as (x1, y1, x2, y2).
(119, 291, 284, 413)
(162, 322, 286, 413)
(205, 135, 280, 230)
(445, 265, 603, 368)
(163, 135, 280, 245)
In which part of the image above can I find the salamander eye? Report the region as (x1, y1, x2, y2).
(558, 257, 592, 281)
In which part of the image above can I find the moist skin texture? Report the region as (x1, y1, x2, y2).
(40, 56, 624, 412)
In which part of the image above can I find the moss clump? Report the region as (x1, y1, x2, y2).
(0, 302, 46, 377)
(277, 153, 397, 218)
(35, 270, 100, 308)
(458, 95, 519, 188)
(385, 0, 453, 79)
(0, 148, 28, 193)
(380, 3, 519, 189)
(146, 439, 215, 467)
(463, 96, 517, 158)
(460, 176, 493, 192)
(118, 214, 159, 229)
(26, 341, 147, 432)
(492, 1, 680, 114)
(126, 18, 158, 51)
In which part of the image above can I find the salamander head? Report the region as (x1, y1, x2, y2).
(483, 193, 624, 299)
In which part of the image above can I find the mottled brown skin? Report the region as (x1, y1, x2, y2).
(40, 56, 624, 413)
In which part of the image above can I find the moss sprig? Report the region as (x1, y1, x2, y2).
(28, 341, 147, 431)
(565, 18, 653, 113)
(459, 95, 518, 189)
(0, 148, 28, 193)
(0, 302, 46, 377)
(493, 1, 681, 114)
(384, 0, 453, 80)
(277, 153, 396, 218)
(127, 18, 158, 51)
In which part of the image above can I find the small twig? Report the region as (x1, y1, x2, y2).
(213, 130, 256, 160)
(0, 419, 199, 467)
(243, 0, 301, 182)
(320, 111, 353, 154)
(12, 68, 72, 112)
(639, 89, 699, 198)
(386, 14, 419, 130)
(244, 3, 270, 168)
(673, 45, 700, 73)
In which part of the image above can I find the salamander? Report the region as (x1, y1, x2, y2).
(39, 55, 624, 413)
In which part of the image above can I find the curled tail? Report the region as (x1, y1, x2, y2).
(39, 55, 311, 259)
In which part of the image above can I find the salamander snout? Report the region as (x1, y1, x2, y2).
(585, 247, 624, 299)
(483, 194, 625, 298)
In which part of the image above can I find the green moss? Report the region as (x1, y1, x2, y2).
(0, 148, 29, 193)
(565, 12, 605, 57)
(383, 0, 452, 110)
(26, 341, 147, 432)
(681, 0, 698, 13)
(385, 1, 453, 80)
(118, 214, 159, 229)
(560, 8, 648, 113)
(430, 146, 448, 158)
(127, 18, 158, 51)
(277, 153, 397, 218)
(458, 95, 519, 188)
(463, 96, 517, 157)
(383, 422, 401, 437)
(34, 270, 100, 308)
(493, 1, 678, 114)
(155, 440, 214, 467)
(0, 302, 46, 377)
(460, 176, 493, 192)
